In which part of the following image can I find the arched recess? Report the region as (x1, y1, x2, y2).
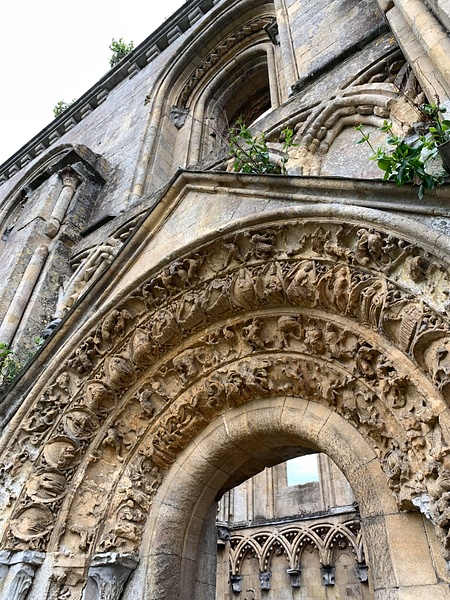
(131, 0, 278, 196)
(3, 200, 450, 598)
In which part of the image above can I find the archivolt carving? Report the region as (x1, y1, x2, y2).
(3, 216, 450, 564)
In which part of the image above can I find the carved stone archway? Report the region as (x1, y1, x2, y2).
(137, 398, 443, 600)
(3, 182, 450, 598)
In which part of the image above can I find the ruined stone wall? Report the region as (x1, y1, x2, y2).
(1, 1, 450, 599)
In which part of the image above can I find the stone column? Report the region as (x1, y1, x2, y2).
(0, 550, 45, 600)
(0, 244, 48, 347)
(384, 0, 450, 100)
(45, 169, 80, 239)
(82, 553, 138, 600)
(272, 0, 298, 97)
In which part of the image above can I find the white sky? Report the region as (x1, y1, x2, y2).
(0, 0, 187, 165)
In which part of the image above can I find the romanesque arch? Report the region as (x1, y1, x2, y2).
(2, 183, 450, 598)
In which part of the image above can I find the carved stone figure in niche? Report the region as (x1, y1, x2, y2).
(376, 359, 409, 409)
(354, 228, 383, 266)
(137, 381, 170, 415)
(286, 261, 317, 306)
(202, 277, 232, 318)
(256, 262, 285, 305)
(161, 254, 204, 291)
(304, 321, 326, 355)
(318, 265, 351, 314)
(324, 323, 358, 359)
(84, 381, 117, 415)
(66, 336, 99, 374)
(355, 344, 380, 379)
(323, 226, 352, 261)
(105, 356, 136, 390)
(63, 408, 99, 441)
(407, 255, 431, 282)
(26, 470, 67, 502)
(245, 229, 278, 260)
(10, 504, 54, 541)
(102, 428, 131, 462)
(242, 318, 271, 350)
(99, 308, 133, 346)
(176, 289, 205, 332)
(383, 448, 411, 495)
(43, 437, 81, 470)
(130, 329, 160, 367)
(171, 349, 197, 384)
(277, 315, 304, 348)
(151, 308, 180, 345)
(141, 276, 169, 308)
(231, 268, 257, 310)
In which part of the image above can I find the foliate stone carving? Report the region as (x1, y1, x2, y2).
(0, 550, 45, 600)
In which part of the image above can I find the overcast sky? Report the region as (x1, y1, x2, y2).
(0, 0, 187, 165)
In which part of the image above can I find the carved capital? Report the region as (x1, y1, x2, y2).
(83, 553, 138, 600)
(0, 550, 45, 600)
(59, 168, 80, 190)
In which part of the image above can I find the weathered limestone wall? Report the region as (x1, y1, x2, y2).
(1, 0, 450, 599)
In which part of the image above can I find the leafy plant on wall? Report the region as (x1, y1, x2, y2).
(356, 99, 450, 200)
(228, 117, 296, 174)
(109, 38, 134, 68)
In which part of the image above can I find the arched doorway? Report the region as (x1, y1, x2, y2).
(133, 399, 445, 599)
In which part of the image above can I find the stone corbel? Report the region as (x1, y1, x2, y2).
(82, 553, 138, 600)
(320, 565, 335, 586)
(259, 571, 271, 590)
(356, 562, 369, 584)
(0, 550, 45, 600)
(230, 574, 243, 594)
(286, 568, 301, 588)
(170, 107, 189, 129)
(264, 19, 279, 45)
(216, 524, 230, 548)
